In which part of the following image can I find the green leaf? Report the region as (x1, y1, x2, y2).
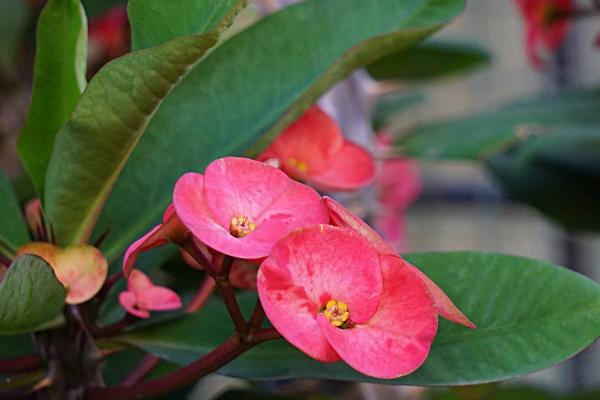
(428, 386, 555, 400)
(367, 40, 490, 82)
(44, 1, 246, 247)
(114, 251, 600, 385)
(0, 171, 30, 256)
(81, 0, 124, 17)
(94, 0, 465, 261)
(398, 87, 600, 160)
(18, 0, 87, 198)
(0, 335, 34, 359)
(217, 389, 334, 400)
(372, 91, 424, 131)
(486, 126, 600, 233)
(0, 0, 28, 77)
(0, 255, 66, 335)
(129, 0, 241, 50)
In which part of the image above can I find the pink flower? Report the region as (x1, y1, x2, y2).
(257, 225, 439, 378)
(515, 0, 572, 68)
(119, 270, 182, 319)
(324, 197, 475, 330)
(258, 106, 375, 192)
(123, 204, 187, 277)
(173, 157, 329, 259)
(89, 5, 129, 60)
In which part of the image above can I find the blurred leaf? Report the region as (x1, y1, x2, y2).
(399, 87, 600, 160)
(115, 252, 600, 386)
(0, 0, 28, 76)
(18, 0, 87, 198)
(0, 255, 65, 335)
(0, 335, 33, 359)
(94, 0, 466, 262)
(217, 389, 334, 400)
(44, 1, 245, 247)
(129, 0, 241, 50)
(372, 91, 424, 131)
(486, 126, 600, 233)
(367, 40, 490, 82)
(428, 386, 555, 400)
(0, 172, 30, 256)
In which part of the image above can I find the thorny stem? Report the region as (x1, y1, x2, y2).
(248, 297, 266, 330)
(84, 329, 279, 400)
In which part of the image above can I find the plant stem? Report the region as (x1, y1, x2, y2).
(0, 355, 42, 374)
(84, 329, 278, 400)
(119, 354, 160, 387)
(248, 297, 266, 330)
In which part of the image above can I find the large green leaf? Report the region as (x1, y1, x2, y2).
(18, 0, 87, 198)
(367, 40, 490, 82)
(398, 87, 600, 160)
(44, 1, 246, 247)
(486, 126, 600, 233)
(129, 0, 241, 50)
(114, 252, 600, 385)
(0, 0, 28, 77)
(0, 255, 66, 335)
(93, 0, 465, 261)
(0, 172, 30, 256)
(81, 0, 125, 17)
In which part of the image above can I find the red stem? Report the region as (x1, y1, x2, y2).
(84, 331, 276, 400)
(92, 315, 134, 338)
(0, 354, 41, 374)
(119, 354, 160, 387)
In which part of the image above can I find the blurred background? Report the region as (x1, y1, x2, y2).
(1, 0, 599, 399)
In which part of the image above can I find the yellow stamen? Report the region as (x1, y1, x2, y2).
(288, 158, 308, 174)
(323, 299, 350, 327)
(229, 216, 256, 238)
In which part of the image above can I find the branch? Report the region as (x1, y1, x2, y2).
(119, 354, 160, 387)
(185, 276, 217, 313)
(84, 329, 278, 400)
(92, 315, 135, 338)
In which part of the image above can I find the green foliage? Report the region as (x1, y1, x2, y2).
(0, 255, 65, 335)
(398, 87, 600, 160)
(44, 1, 245, 247)
(18, 0, 87, 198)
(0, 172, 30, 256)
(487, 126, 600, 233)
(92, 0, 465, 261)
(114, 252, 600, 385)
(367, 40, 490, 82)
(129, 0, 241, 50)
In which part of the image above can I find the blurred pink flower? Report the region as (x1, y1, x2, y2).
(89, 5, 130, 60)
(258, 106, 375, 192)
(324, 197, 475, 329)
(173, 157, 328, 259)
(515, 0, 572, 67)
(119, 270, 182, 319)
(257, 225, 438, 379)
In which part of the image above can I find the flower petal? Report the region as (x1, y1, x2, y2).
(119, 291, 150, 319)
(264, 225, 383, 324)
(137, 286, 182, 312)
(175, 161, 328, 259)
(308, 141, 375, 192)
(258, 106, 344, 178)
(257, 255, 340, 362)
(53, 245, 108, 304)
(323, 197, 395, 255)
(318, 255, 438, 379)
(128, 269, 154, 294)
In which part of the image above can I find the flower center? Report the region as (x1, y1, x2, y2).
(288, 157, 308, 174)
(323, 299, 350, 327)
(229, 216, 256, 238)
